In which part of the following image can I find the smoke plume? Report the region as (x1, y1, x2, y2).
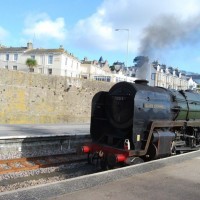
(139, 14, 200, 57)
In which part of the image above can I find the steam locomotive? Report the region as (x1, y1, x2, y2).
(82, 80, 200, 169)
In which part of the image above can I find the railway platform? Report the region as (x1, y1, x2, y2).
(0, 124, 90, 139)
(0, 150, 199, 200)
(0, 124, 90, 160)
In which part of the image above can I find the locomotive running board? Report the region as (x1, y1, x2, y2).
(129, 120, 200, 156)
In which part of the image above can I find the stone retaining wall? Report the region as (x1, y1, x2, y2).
(0, 69, 113, 124)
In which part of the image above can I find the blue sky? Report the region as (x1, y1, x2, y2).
(1, 0, 200, 73)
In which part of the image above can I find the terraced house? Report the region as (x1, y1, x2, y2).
(135, 58, 197, 90)
(0, 42, 81, 78)
(0, 42, 137, 84)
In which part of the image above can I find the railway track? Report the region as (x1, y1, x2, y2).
(0, 154, 86, 175)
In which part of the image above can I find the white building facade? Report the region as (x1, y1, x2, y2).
(136, 61, 196, 90)
(80, 57, 137, 83)
(0, 43, 81, 78)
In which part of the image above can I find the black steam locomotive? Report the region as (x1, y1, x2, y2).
(82, 80, 200, 169)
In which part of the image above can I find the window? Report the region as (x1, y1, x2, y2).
(5, 65, 8, 69)
(13, 66, 17, 70)
(94, 76, 111, 82)
(14, 54, 18, 61)
(151, 73, 156, 80)
(31, 55, 35, 60)
(6, 54, 9, 61)
(65, 58, 68, 65)
(48, 55, 53, 64)
(48, 68, 52, 75)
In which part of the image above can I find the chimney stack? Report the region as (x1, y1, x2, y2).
(27, 42, 33, 49)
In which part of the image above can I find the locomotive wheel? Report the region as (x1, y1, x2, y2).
(100, 159, 108, 170)
(100, 157, 115, 170)
(130, 157, 144, 165)
(100, 157, 112, 170)
(145, 143, 158, 161)
(87, 153, 92, 164)
(87, 152, 99, 165)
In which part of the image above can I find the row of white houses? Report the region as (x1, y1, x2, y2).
(135, 60, 197, 90)
(0, 42, 198, 90)
(0, 43, 81, 78)
(0, 42, 135, 83)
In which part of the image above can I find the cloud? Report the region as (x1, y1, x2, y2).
(72, 10, 116, 51)
(23, 13, 67, 41)
(71, 0, 200, 56)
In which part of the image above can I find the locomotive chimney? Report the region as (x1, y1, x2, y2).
(134, 79, 149, 85)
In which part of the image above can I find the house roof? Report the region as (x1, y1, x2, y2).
(24, 48, 65, 54)
(0, 47, 65, 54)
(0, 47, 28, 53)
(0, 45, 79, 60)
(190, 75, 200, 84)
(81, 60, 94, 64)
(99, 56, 103, 62)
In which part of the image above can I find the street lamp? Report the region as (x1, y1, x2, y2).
(115, 28, 130, 68)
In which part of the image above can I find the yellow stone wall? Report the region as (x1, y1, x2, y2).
(0, 69, 113, 124)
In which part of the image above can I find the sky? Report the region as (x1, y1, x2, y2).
(1, 0, 200, 73)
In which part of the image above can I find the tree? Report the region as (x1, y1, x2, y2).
(26, 58, 37, 72)
(109, 65, 115, 71)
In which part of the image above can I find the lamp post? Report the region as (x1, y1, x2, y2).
(115, 28, 130, 68)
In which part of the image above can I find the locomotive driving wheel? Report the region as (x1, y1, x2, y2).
(87, 152, 99, 166)
(130, 157, 144, 165)
(125, 157, 144, 165)
(145, 143, 158, 161)
(100, 156, 115, 170)
(100, 158, 109, 170)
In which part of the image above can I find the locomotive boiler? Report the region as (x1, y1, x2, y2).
(82, 80, 200, 169)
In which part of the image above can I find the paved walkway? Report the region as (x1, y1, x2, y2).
(51, 154, 200, 200)
(0, 124, 90, 139)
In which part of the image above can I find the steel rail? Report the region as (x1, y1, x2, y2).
(0, 154, 86, 175)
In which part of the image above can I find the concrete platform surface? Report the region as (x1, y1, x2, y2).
(0, 124, 90, 139)
(0, 150, 199, 200)
(52, 154, 200, 200)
